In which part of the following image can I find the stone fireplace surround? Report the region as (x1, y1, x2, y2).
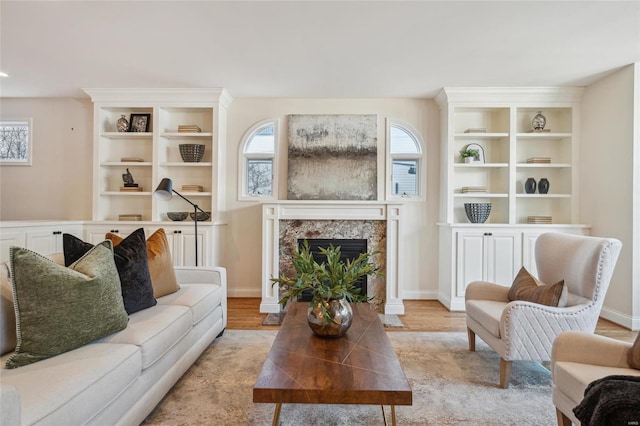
(261, 201, 404, 314)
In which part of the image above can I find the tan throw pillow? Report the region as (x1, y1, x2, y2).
(629, 332, 640, 370)
(508, 266, 566, 307)
(106, 228, 179, 298)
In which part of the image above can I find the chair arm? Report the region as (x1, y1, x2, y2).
(174, 266, 227, 288)
(501, 301, 599, 361)
(552, 330, 632, 370)
(465, 281, 510, 302)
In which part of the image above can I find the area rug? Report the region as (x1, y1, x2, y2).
(142, 330, 555, 425)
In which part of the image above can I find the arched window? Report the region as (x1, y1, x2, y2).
(239, 119, 278, 200)
(388, 121, 424, 199)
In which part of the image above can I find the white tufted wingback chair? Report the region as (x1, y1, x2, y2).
(465, 232, 622, 388)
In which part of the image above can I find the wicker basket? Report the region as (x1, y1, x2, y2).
(464, 203, 492, 223)
(179, 144, 205, 163)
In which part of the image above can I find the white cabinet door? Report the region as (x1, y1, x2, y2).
(25, 225, 84, 255)
(84, 225, 138, 245)
(163, 226, 209, 267)
(456, 230, 520, 298)
(485, 231, 521, 287)
(456, 232, 485, 298)
(0, 230, 25, 263)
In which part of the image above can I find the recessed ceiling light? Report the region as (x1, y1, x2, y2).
(0, 72, 8, 78)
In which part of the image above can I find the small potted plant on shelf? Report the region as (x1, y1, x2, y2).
(271, 240, 383, 337)
(460, 148, 479, 163)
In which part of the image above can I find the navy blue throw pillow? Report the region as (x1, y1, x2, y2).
(63, 228, 156, 314)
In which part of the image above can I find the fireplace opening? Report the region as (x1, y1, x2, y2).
(297, 238, 368, 302)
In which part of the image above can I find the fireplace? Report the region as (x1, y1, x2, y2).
(261, 201, 405, 315)
(296, 238, 368, 302)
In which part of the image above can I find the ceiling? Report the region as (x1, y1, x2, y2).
(1, 1, 639, 99)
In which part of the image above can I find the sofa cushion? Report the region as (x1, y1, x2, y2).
(106, 228, 180, 298)
(6, 242, 129, 368)
(158, 283, 223, 325)
(554, 361, 640, 405)
(98, 304, 192, 369)
(508, 266, 567, 307)
(465, 299, 505, 338)
(1, 342, 140, 426)
(64, 229, 157, 314)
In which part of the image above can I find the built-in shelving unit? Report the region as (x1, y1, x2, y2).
(434, 87, 589, 311)
(84, 88, 232, 223)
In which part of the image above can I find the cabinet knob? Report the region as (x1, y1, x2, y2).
(484, 232, 493, 236)
(110, 229, 119, 233)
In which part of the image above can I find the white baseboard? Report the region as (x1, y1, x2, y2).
(402, 290, 439, 300)
(227, 287, 262, 298)
(600, 306, 640, 331)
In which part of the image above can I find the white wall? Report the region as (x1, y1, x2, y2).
(224, 98, 441, 299)
(0, 98, 93, 220)
(581, 64, 639, 329)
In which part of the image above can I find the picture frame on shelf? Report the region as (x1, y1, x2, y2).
(129, 114, 151, 132)
(465, 143, 485, 163)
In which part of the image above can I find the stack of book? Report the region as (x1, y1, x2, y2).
(526, 129, 551, 133)
(120, 157, 144, 162)
(526, 157, 551, 164)
(178, 125, 202, 133)
(464, 128, 487, 133)
(461, 186, 487, 193)
(182, 184, 204, 192)
(118, 214, 142, 221)
(527, 216, 552, 224)
(120, 186, 143, 192)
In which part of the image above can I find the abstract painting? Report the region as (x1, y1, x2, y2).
(287, 114, 377, 200)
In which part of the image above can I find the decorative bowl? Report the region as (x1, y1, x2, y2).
(464, 203, 492, 223)
(179, 144, 205, 162)
(190, 211, 211, 221)
(167, 212, 188, 221)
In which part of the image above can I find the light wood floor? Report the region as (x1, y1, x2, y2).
(227, 298, 638, 343)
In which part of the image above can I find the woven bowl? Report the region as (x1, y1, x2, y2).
(190, 211, 211, 221)
(179, 144, 205, 163)
(464, 203, 492, 223)
(167, 212, 188, 221)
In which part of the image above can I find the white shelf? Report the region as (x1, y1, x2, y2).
(101, 191, 153, 196)
(517, 163, 571, 168)
(160, 162, 213, 167)
(516, 193, 571, 198)
(454, 133, 509, 139)
(454, 163, 509, 168)
(516, 133, 572, 139)
(454, 193, 509, 198)
(161, 132, 213, 138)
(100, 162, 153, 167)
(101, 132, 153, 139)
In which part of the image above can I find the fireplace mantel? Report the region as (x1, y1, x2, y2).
(261, 201, 405, 314)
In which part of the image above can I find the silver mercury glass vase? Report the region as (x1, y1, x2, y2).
(307, 298, 353, 337)
(532, 111, 546, 131)
(116, 114, 129, 132)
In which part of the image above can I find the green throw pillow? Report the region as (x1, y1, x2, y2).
(6, 241, 129, 369)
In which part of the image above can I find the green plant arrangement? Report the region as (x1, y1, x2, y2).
(459, 148, 479, 160)
(271, 240, 383, 336)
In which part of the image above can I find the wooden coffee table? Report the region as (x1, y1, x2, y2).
(253, 302, 412, 425)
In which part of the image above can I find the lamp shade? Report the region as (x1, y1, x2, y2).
(154, 178, 173, 201)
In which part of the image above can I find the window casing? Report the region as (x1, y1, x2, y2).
(387, 121, 424, 199)
(239, 119, 278, 200)
(0, 118, 32, 165)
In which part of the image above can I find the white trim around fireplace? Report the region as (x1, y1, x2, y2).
(261, 201, 405, 315)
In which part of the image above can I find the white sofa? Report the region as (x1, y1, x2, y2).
(0, 260, 227, 426)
